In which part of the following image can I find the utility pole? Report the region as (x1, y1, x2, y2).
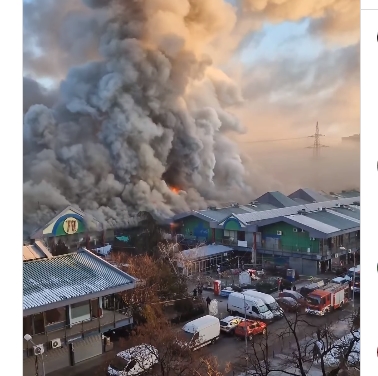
(307, 122, 329, 157)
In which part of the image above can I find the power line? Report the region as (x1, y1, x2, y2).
(241, 136, 310, 144)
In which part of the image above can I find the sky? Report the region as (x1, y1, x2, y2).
(22, 0, 360, 228)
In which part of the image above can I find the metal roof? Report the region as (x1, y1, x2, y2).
(180, 244, 232, 261)
(289, 188, 329, 203)
(23, 249, 135, 312)
(23, 241, 52, 261)
(236, 196, 360, 224)
(330, 207, 360, 220)
(304, 211, 358, 231)
(255, 191, 298, 208)
(326, 210, 360, 224)
(285, 214, 340, 234)
(291, 198, 311, 205)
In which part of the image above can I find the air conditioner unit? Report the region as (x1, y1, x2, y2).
(277, 231, 282, 235)
(293, 228, 298, 233)
(51, 338, 62, 349)
(310, 237, 315, 241)
(334, 253, 339, 258)
(348, 249, 352, 254)
(33, 344, 45, 356)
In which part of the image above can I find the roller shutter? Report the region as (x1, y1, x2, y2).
(73, 334, 103, 364)
(289, 257, 303, 274)
(302, 259, 317, 277)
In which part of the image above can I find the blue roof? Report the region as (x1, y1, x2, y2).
(23, 249, 136, 312)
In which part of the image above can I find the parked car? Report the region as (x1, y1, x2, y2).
(219, 316, 245, 334)
(234, 319, 267, 341)
(331, 277, 349, 285)
(276, 297, 302, 313)
(256, 277, 292, 293)
(278, 290, 306, 306)
(107, 344, 158, 376)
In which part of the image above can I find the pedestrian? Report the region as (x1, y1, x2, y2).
(193, 288, 197, 298)
(217, 265, 221, 277)
(198, 286, 202, 296)
(206, 296, 211, 309)
(293, 284, 297, 291)
(280, 281, 284, 293)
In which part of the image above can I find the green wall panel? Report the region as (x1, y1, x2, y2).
(259, 221, 319, 253)
(181, 216, 211, 241)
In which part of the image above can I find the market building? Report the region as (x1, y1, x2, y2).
(28, 205, 114, 254)
(23, 248, 137, 376)
(171, 189, 360, 276)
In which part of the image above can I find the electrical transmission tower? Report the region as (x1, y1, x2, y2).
(307, 122, 328, 157)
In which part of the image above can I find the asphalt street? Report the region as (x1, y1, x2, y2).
(51, 293, 359, 376)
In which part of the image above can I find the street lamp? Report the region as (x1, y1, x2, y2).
(24, 334, 46, 376)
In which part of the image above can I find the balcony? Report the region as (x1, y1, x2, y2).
(216, 238, 248, 247)
(23, 308, 132, 354)
(257, 244, 320, 255)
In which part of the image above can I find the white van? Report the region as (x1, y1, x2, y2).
(227, 292, 274, 321)
(107, 344, 158, 376)
(345, 265, 360, 280)
(243, 290, 283, 319)
(180, 315, 220, 351)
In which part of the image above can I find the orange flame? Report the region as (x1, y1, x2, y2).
(169, 186, 180, 194)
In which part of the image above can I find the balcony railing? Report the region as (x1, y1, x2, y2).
(256, 244, 320, 254)
(216, 238, 249, 247)
(23, 308, 132, 354)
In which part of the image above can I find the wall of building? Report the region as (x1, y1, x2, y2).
(259, 222, 320, 253)
(180, 216, 212, 241)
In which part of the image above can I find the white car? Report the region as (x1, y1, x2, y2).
(219, 316, 245, 334)
(107, 344, 158, 376)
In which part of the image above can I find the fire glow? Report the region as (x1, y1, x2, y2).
(169, 186, 180, 194)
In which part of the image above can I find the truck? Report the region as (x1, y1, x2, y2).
(305, 283, 349, 316)
(179, 315, 220, 351)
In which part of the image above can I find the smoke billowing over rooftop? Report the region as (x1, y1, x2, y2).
(23, 0, 359, 231)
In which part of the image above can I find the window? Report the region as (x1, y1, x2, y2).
(71, 301, 90, 320)
(33, 313, 45, 335)
(252, 306, 259, 314)
(45, 307, 66, 325)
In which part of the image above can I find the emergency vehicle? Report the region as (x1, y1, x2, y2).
(305, 282, 349, 316)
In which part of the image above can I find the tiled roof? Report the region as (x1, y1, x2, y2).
(23, 249, 135, 311)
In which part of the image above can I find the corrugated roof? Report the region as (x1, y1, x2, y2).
(23, 241, 52, 261)
(330, 207, 360, 220)
(249, 203, 279, 211)
(291, 198, 311, 205)
(336, 190, 360, 198)
(256, 191, 297, 208)
(303, 211, 358, 231)
(236, 196, 360, 224)
(289, 188, 329, 203)
(285, 214, 340, 234)
(23, 249, 135, 311)
(326, 210, 360, 224)
(180, 245, 232, 261)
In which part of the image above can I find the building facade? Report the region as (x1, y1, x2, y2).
(29, 205, 114, 253)
(171, 189, 360, 276)
(23, 249, 137, 376)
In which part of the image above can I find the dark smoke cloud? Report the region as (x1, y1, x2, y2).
(23, 0, 359, 232)
(23, 77, 59, 114)
(23, 0, 252, 230)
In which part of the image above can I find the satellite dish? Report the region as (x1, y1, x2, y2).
(209, 299, 218, 316)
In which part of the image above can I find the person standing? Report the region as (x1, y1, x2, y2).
(206, 296, 211, 310)
(280, 280, 284, 293)
(292, 284, 297, 291)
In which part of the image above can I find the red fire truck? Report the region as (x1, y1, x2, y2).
(305, 283, 349, 316)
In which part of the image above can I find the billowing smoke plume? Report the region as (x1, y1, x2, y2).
(23, 0, 359, 231)
(23, 0, 252, 230)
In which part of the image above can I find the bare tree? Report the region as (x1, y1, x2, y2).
(234, 307, 360, 376)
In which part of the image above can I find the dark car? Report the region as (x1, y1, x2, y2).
(276, 297, 302, 313)
(278, 290, 306, 307)
(256, 277, 292, 294)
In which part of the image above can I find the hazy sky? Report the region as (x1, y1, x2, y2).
(23, 0, 360, 200)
